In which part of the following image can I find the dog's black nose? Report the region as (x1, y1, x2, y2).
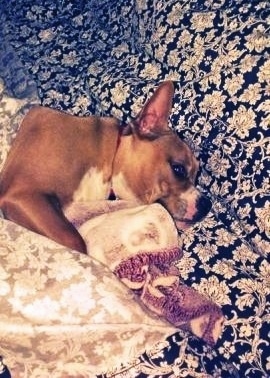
(192, 195, 212, 222)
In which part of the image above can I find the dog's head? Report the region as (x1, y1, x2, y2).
(112, 81, 212, 230)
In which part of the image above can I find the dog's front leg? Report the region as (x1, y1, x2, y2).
(2, 192, 87, 253)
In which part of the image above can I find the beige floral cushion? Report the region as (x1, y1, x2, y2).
(0, 218, 176, 377)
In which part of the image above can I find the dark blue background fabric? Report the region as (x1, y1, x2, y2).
(1, 0, 269, 376)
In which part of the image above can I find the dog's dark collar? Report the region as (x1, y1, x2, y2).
(108, 126, 123, 200)
(108, 188, 117, 200)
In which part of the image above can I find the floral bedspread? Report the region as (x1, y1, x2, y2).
(0, 0, 270, 377)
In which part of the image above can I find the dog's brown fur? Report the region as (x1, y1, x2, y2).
(0, 81, 211, 253)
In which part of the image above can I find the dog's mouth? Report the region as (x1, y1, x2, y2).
(174, 218, 197, 231)
(175, 217, 196, 224)
(174, 215, 210, 231)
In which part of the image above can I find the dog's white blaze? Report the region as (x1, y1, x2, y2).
(112, 173, 141, 202)
(73, 167, 110, 201)
(175, 188, 200, 231)
(179, 187, 199, 219)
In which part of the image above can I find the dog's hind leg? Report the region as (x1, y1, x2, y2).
(1, 192, 87, 253)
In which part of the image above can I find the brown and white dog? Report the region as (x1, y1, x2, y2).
(0, 81, 211, 253)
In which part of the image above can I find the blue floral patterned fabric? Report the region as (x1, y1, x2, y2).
(1, 0, 270, 377)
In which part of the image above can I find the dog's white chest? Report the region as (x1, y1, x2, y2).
(72, 167, 110, 202)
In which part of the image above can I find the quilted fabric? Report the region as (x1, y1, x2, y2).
(1, 0, 270, 377)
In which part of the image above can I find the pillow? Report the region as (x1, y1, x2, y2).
(0, 216, 176, 377)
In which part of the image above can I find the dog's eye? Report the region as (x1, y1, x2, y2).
(171, 163, 187, 179)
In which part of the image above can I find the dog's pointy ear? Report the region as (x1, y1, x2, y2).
(132, 81, 174, 139)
